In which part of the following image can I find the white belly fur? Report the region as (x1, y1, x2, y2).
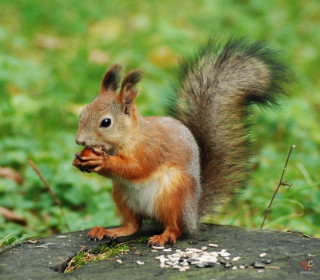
(116, 165, 181, 218)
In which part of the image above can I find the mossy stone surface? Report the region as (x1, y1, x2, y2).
(0, 224, 319, 279)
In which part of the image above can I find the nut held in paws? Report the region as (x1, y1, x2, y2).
(73, 148, 100, 173)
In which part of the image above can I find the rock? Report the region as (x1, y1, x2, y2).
(253, 262, 266, 268)
(0, 224, 319, 279)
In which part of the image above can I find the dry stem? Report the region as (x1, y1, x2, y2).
(260, 145, 295, 230)
(28, 159, 70, 230)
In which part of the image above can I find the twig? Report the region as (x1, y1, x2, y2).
(260, 145, 295, 230)
(28, 159, 70, 230)
(0, 206, 27, 225)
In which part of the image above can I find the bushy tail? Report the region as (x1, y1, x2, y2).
(170, 38, 292, 214)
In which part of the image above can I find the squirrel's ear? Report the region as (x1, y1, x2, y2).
(118, 83, 138, 115)
(99, 64, 122, 94)
(118, 69, 143, 114)
(121, 69, 143, 87)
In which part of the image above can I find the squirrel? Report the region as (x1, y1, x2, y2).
(73, 38, 291, 246)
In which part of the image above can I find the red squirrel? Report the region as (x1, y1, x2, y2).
(73, 38, 291, 246)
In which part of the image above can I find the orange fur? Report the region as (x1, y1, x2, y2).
(88, 183, 141, 240)
(100, 147, 162, 181)
(150, 171, 196, 246)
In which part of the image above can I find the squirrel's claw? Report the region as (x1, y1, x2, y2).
(92, 147, 105, 156)
(88, 226, 116, 241)
(75, 152, 81, 159)
(148, 233, 177, 247)
(147, 241, 161, 247)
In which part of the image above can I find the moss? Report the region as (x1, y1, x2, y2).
(64, 242, 130, 273)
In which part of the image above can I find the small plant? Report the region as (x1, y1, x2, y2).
(134, 237, 149, 243)
(64, 242, 130, 273)
(0, 233, 33, 249)
(0, 233, 14, 249)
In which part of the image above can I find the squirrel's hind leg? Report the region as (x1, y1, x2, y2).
(148, 173, 196, 247)
(88, 186, 141, 241)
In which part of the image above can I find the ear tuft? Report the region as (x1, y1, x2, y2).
(100, 64, 122, 93)
(121, 69, 143, 87)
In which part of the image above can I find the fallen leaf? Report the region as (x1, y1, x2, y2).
(0, 206, 27, 225)
(89, 49, 110, 65)
(34, 34, 64, 50)
(0, 167, 23, 185)
(89, 18, 124, 41)
(148, 46, 179, 67)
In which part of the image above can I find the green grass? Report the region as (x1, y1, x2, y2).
(0, 0, 319, 244)
(64, 242, 130, 273)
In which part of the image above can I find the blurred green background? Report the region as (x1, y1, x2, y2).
(0, 0, 319, 245)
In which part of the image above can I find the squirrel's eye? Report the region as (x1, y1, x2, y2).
(100, 118, 112, 127)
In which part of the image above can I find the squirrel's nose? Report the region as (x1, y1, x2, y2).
(75, 136, 86, 146)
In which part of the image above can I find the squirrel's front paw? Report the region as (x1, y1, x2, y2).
(73, 147, 108, 173)
(72, 153, 93, 173)
(88, 226, 116, 241)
